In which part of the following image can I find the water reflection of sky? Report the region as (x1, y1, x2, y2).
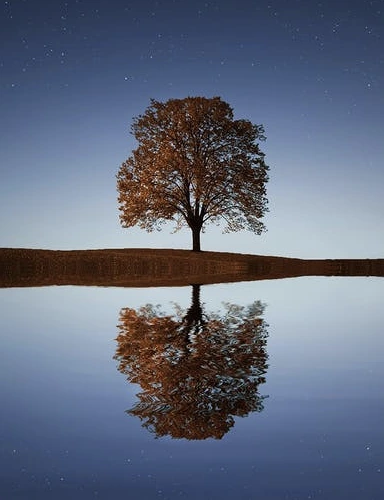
(0, 278, 383, 499)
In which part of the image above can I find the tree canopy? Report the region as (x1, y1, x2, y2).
(117, 96, 269, 251)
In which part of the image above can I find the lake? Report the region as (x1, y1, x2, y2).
(0, 277, 383, 499)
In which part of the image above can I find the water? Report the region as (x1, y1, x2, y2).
(0, 278, 383, 499)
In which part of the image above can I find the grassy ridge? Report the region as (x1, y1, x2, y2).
(1, 248, 383, 288)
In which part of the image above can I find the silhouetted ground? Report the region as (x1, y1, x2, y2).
(0, 248, 383, 288)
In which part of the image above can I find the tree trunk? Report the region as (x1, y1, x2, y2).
(191, 225, 201, 251)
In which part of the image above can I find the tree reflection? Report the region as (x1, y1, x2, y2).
(114, 285, 269, 440)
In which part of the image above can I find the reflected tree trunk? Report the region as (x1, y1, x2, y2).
(181, 284, 205, 348)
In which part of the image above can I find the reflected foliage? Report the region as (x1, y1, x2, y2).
(114, 285, 269, 440)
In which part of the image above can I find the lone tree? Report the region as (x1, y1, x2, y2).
(117, 96, 269, 251)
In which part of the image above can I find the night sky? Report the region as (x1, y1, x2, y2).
(1, 0, 383, 258)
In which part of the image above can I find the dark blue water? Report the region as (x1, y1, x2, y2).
(0, 278, 383, 499)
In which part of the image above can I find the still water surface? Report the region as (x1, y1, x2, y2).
(0, 278, 383, 499)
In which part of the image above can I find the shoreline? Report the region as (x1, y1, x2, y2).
(1, 247, 383, 288)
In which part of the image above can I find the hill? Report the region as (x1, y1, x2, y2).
(1, 248, 383, 288)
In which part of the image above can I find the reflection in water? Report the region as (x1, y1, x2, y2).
(114, 285, 269, 440)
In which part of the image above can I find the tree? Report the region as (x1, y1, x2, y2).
(114, 285, 269, 440)
(117, 96, 269, 251)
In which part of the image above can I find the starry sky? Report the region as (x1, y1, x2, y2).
(0, 0, 383, 258)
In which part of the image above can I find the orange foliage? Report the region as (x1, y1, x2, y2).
(117, 96, 269, 250)
(114, 286, 269, 439)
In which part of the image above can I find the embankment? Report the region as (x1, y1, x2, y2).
(1, 248, 383, 288)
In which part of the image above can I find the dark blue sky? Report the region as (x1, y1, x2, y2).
(1, 0, 383, 257)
